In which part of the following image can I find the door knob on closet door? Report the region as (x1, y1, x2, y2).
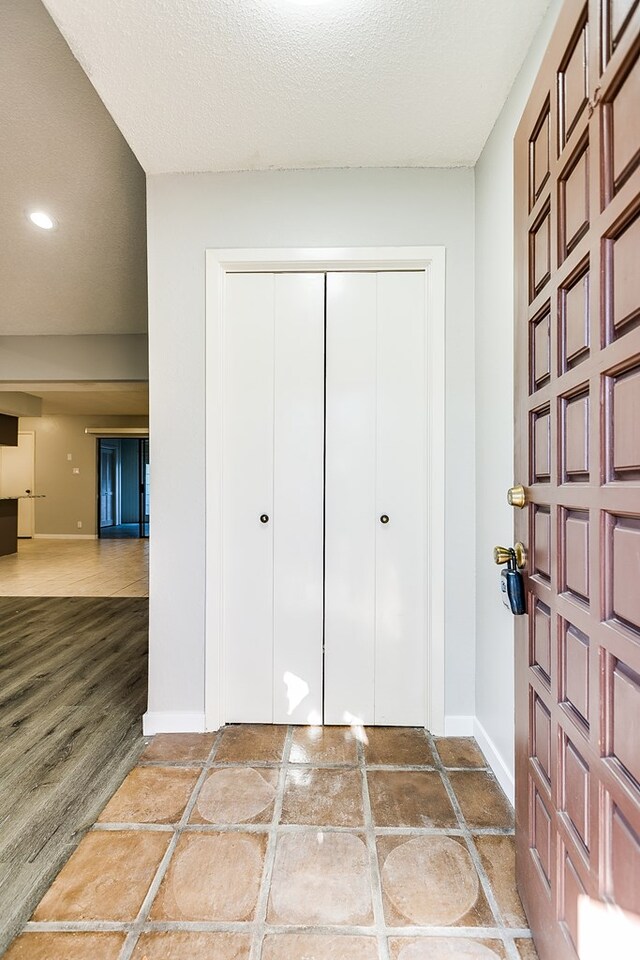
(260, 514, 269, 524)
(380, 515, 389, 524)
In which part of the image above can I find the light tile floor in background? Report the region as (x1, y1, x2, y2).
(4, 727, 538, 960)
(0, 539, 148, 597)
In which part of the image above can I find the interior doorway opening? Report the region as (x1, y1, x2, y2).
(97, 438, 149, 539)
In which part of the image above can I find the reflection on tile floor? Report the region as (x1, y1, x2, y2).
(4, 727, 539, 960)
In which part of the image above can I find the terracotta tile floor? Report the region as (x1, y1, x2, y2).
(4, 726, 538, 960)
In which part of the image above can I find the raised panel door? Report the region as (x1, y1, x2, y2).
(514, 1, 640, 957)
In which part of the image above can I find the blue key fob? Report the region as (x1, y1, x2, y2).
(501, 559, 526, 616)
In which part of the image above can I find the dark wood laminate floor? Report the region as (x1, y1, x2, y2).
(0, 597, 148, 954)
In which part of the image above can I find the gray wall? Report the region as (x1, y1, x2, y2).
(0, 334, 148, 381)
(19, 414, 148, 536)
(474, 0, 562, 793)
(0, 0, 148, 338)
(147, 166, 476, 725)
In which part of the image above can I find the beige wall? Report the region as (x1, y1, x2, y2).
(0, 335, 148, 381)
(19, 415, 148, 536)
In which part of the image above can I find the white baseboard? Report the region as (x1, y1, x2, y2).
(143, 711, 207, 735)
(444, 714, 475, 736)
(33, 534, 97, 540)
(473, 716, 515, 807)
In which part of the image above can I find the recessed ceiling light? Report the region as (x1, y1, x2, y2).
(27, 210, 57, 230)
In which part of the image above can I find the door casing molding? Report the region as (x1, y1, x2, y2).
(205, 247, 446, 733)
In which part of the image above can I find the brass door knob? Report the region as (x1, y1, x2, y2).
(507, 484, 527, 508)
(493, 542, 527, 570)
(494, 545, 513, 565)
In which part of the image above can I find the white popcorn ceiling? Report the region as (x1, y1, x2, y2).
(42, 0, 551, 175)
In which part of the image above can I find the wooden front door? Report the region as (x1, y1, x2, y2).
(514, 1, 640, 957)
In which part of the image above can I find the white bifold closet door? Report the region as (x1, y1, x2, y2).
(324, 272, 427, 726)
(223, 273, 325, 724)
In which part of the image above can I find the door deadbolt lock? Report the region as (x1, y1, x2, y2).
(493, 542, 527, 570)
(507, 484, 527, 509)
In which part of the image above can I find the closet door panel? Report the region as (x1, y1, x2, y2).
(223, 273, 274, 723)
(272, 274, 325, 724)
(375, 272, 426, 725)
(324, 273, 377, 725)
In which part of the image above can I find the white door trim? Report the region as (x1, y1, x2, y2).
(205, 247, 446, 734)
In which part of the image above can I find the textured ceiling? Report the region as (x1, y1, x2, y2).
(43, 0, 551, 174)
(0, 381, 149, 416)
(0, 0, 147, 336)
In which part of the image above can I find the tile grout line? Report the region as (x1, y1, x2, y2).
(137, 759, 489, 772)
(116, 729, 226, 960)
(92, 821, 514, 837)
(24, 922, 137, 934)
(22, 919, 533, 937)
(358, 735, 391, 960)
(249, 725, 294, 960)
(426, 732, 524, 960)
